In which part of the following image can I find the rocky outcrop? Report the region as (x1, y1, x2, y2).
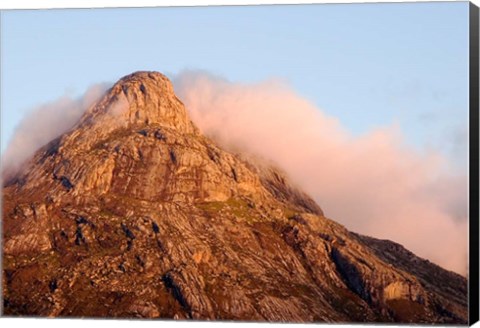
(2, 71, 468, 323)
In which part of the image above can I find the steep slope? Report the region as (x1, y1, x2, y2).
(2, 71, 467, 323)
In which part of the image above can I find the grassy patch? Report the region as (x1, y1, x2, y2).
(196, 198, 263, 224)
(196, 201, 225, 214)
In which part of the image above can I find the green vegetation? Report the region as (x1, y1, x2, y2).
(196, 201, 225, 213)
(195, 198, 261, 224)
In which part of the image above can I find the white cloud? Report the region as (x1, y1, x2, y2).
(1, 83, 110, 179)
(173, 70, 468, 275)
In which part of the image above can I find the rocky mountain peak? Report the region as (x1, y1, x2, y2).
(117, 71, 174, 93)
(2, 71, 468, 323)
(66, 71, 198, 150)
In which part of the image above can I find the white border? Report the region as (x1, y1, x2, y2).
(0, 0, 478, 328)
(0, 0, 474, 10)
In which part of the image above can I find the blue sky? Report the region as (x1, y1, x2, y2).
(0, 2, 470, 167)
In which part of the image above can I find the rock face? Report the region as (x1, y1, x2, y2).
(2, 71, 468, 323)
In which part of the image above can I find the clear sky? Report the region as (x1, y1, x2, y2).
(0, 2, 470, 167)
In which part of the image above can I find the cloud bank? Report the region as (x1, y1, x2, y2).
(173, 71, 468, 275)
(1, 84, 109, 179)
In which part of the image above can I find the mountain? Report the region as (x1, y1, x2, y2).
(1, 71, 468, 323)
